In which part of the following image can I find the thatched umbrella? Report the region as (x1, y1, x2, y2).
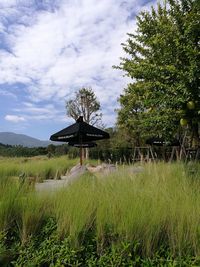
(50, 116, 109, 165)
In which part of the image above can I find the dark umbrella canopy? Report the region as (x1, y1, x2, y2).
(146, 137, 180, 146)
(68, 142, 97, 148)
(50, 116, 109, 143)
(50, 116, 110, 165)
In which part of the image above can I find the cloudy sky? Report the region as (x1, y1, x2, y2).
(0, 0, 156, 140)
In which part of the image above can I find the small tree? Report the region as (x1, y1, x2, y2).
(65, 87, 102, 125)
(66, 87, 102, 160)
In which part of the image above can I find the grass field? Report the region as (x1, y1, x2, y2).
(1, 157, 200, 266)
(0, 155, 78, 181)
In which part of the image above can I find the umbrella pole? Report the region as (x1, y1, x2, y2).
(80, 136, 83, 166)
(80, 147, 83, 166)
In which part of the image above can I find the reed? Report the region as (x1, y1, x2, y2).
(52, 162, 200, 257)
(53, 173, 96, 242)
(1, 160, 200, 259)
(0, 176, 21, 232)
(0, 156, 77, 181)
(17, 192, 52, 244)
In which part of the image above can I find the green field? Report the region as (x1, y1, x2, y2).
(0, 156, 78, 181)
(1, 157, 200, 266)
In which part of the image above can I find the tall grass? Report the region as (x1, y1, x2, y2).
(17, 192, 52, 245)
(1, 160, 200, 259)
(0, 176, 52, 246)
(0, 176, 21, 232)
(53, 173, 96, 242)
(53, 162, 200, 257)
(0, 156, 77, 181)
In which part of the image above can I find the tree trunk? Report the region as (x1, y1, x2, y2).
(191, 123, 200, 147)
(85, 148, 89, 160)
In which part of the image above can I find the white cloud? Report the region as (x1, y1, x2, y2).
(0, 0, 17, 7)
(12, 101, 67, 122)
(5, 114, 26, 122)
(0, 0, 156, 126)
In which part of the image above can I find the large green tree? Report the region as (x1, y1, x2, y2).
(117, 0, 200, 146)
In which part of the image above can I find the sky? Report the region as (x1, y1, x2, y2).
(0, 0, 156, 140)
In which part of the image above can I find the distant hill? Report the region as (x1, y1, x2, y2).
(0, 132, 51, 147)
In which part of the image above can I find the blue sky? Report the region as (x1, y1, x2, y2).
(0, 0, 155, 140)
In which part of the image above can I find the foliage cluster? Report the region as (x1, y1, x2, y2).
(117, 0, 200, 145)
(0, 141, 138, 164)
(0, 143, 71, 158)
(65, 87, 102, 126)
(0, 143, 47, 157)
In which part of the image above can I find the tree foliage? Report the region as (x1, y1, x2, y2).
(0, 143, 47, 157)
(65, 87, 102, 125)
(117, 0, 200, 145)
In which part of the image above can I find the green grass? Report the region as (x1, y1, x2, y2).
(50, 162, 200, 258)
(1, 159, 200, 265)
(0, 176, 21, 232)
(53, 173, 97, 242)
(0, 156, 78, 181)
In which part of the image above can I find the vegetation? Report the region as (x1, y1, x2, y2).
(65, 87, 102, 126)
(1, 160, 200, 265)
(0, 142, 139, 164)
(0, 143, 47, 157)
(0, 143, 71, 158)
(1, 0, 200, 266)
(0, 156, 77, 182)
(116, 0, 200, 145)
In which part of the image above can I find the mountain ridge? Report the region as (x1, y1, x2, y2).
(0, 132, 51, 147)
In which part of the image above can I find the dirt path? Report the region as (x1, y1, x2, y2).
(35, 165, 87, 192)
(35, 164, 144, 192)
(35, 163, 117, 192)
